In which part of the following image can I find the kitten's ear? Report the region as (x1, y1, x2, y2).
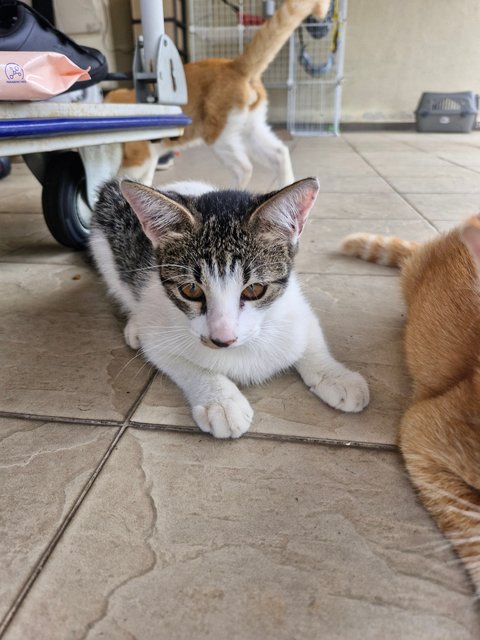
(248, 177, 319, 243)
(461, 215, 480, 266)
(120, 180, 195, 247)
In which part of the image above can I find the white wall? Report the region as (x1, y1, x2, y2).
(342, 0, 480, 122)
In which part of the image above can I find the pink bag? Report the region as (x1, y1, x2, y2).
(0, 51, 91, 100)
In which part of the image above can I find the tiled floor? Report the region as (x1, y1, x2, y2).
(1, 132, 480, 639)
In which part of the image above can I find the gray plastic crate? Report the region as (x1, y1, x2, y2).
(415, 91, 478, 133)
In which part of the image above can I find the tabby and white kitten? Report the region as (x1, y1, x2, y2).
(90, 178, 369, 438)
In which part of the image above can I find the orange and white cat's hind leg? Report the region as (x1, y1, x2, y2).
(118, 141, 164, 186)
(246, 102, 294, 188)
(211, 108, 254, 189)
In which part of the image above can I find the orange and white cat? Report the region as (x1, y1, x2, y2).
(105, 0, 330, 186)
(340, 218, 480, 594)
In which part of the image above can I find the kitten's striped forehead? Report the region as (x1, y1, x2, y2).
(157, 188, 295, 308)
(160, 214, 292, 285)
(200, 256, 244, 286)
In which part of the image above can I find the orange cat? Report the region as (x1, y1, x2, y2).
(341, 218, 480, 594)
(105, 0, 330, 186)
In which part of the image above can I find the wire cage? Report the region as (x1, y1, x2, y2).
(187, 0, 347, 135)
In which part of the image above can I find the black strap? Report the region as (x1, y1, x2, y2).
(219, 0, 239, 14)
(32, 0, 55, 25)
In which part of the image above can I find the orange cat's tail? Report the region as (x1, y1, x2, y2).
(232, 0, 329, 78)
(400, 382, 480, 594)
(340, 233, 420, 268)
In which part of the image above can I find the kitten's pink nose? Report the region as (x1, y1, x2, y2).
(210, 336, 237, 348)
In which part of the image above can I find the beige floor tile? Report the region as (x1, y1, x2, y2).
(315, 191, 420, 219)
(154, 147, 236, 190)
(0, 163, 42, 213)
(3, 132, 480, 640)
(306, 273, 405, 365)
(295, 135, 353, 150)
(403, 193, 480, 221)
(297, 217, 437, 274)
(436, 150, 480, 168)
(313, 175, 392, 193)
(359, 151, 450, 168)
(155, 136, 372, 191)
(153, 140, 295, 192)
(4, 431, 477, 640)
(157, 148, 389, 194)
(0, 213, 86, 265)
(291, 147, 376, 177)
(330, 151, 478, 179)
(0, 263, 151, 422)
(131, 274, 410, 446)
(0, 190, 42, 214)
(431, 220, 462, 233)
(130, 362, 409, 446)
(388, 175, 480, 194)
(342, 133, 416, 152)
(372, 165, 476, 179)
(400, 132, 480, 152)
(0, 416, 118, 623)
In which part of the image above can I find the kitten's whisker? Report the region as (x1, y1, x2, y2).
(131, 357, 156, 381)
(404, 537, 458, 552)
(446, 505, 480, 521)
(112, 348, 148, 383)
(416, 481, 480, 512)
(449, 537, 480, 546)
(142, 331, 194, 351)
(119, 263, 193, 274)
(145, 336, 194, 365)
(136, 326, 188, 333)
(142, 335, 192, 354)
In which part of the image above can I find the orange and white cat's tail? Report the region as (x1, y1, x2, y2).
(232, 0, 330, 78)
(400, 384, 480, 595)
(340, 233, 420, 268)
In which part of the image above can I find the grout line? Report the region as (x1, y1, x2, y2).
(392, 192, 454, 231)
(296, 271, 399, 277)
(0, 411, 122, 428)
(429, 220, 448, 234)
(308, 216, 428, 220)
(434, 156, 480, 177)
(128, 420, 399, 452)
(342, 137, 441, 232)
(0, 374, 155, 638)
(0, 372, 156, 429)
(386, 135, 480, 155)
(0, 259, 85, 266)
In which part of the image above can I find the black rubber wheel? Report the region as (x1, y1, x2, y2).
(42, 151, 91, 250)
(0, 156, 11, 179)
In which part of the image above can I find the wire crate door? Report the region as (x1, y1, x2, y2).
(288, 0, 347, 135)
(188, 0, 347, 136)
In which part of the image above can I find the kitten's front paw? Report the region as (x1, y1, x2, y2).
(310, 369, 369, 413)
(192, 388, 253, 439)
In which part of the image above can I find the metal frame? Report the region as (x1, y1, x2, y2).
(0, 1, 190, 219)
(0, 1, 191, 250)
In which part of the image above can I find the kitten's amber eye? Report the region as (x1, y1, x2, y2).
(241, 283, 266, 301)
(179, 283, 204, 301)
